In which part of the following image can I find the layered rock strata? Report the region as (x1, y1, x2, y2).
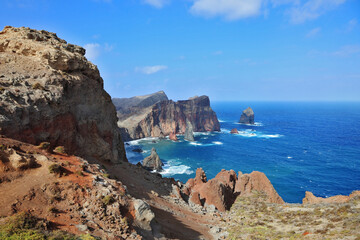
(115, 92, 220, 140)
(0, 26, 126, 163)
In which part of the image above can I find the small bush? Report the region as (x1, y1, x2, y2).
(0, 87, 4, 92)
(32, 83, 44, 90)
(0, 144, 6, 151)
(53, 146, 66, 154)
(76, 170, 84, 176)
(102, 173, 110, 178)
(48, 164, 63, 175)
(48, 207, 57, 213)
(37, 142, 50, 150)
(102, 195, 115, 206)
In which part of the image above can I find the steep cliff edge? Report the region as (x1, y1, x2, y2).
(116, 93, 220, 140)
(0, 26, 126, 163)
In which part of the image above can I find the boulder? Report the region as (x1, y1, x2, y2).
(184, 120, 195, 142)
(302, 191, 360, 204)
(142, 148, 163, 171)
(234, 171, 284, 204)
(133, 199, 155, 231)
(230, 128, 239, 134)
(239, 107, 255, 125)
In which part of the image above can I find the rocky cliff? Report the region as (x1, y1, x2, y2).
(117, 93, 220, 140)
(0, 26, 126, 163)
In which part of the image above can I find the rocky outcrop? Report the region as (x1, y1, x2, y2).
(169, 132, 178, 141)
(184, 120, 195, 141)
(183, 168, 283, 212)
(117, 93, 220, 140)
(235, 171, 284, 204)
(239, 107, 255, 124)
(0, 26, 126, 163)
(230, 128, 239, 134)
(302, 191, 360, 204)
(142, 148, 163, 171)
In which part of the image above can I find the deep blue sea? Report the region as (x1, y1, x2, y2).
(125, 102, 360, 203)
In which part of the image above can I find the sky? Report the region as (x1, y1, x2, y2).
(1, 0, 360, 101)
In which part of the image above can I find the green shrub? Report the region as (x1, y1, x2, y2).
(48, 207, 57, 213)
(102, 173, 110, 178)
(48, 164, 63, 175)
(76, 170, 84, 176)
(102, 195, 115, 206)
(53, 146, 66, 154)
(37, 142, 50, 150)
(0, 87, 5, 92)
(32, 83, 44, 90)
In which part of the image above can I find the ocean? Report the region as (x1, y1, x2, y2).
(125, 102, 360, 203)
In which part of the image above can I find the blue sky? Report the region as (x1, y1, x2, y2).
(1, 0, 360, 101)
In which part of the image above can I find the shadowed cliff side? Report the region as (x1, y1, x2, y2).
(0, 26, 126, 163)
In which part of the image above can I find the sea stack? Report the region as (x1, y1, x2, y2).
(142, 148, 163, 171)
(184, 120, 195, 141)
(239, 107, 255, 125)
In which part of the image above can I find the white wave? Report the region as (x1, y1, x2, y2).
(160, 165, 194, 176)
(125, 151, 138, 159)
(193, 131, 210, 136)
(126, 137, 159, 146)
(212, 141, 223, 145)
(189, 142, 203, 146)
(234, 122, 263, 126)
(220, 128, 231, 133)
(218, 119, 226, 122)
(287, 156, 293, 159)
(260, 134, 282, 138)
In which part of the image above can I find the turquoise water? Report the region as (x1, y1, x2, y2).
(125, 102, 360, 203)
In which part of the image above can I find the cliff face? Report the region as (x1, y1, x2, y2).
(117, 94, 220, 140)
(0, 26, 126, 163)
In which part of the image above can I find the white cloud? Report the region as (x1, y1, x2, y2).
(332, 45, 360, 57)
(84, 43, 101, 61)
(346, 18, 357, 32)
(213, 50, 223, 55)
(190, 0, 264, 20)
(135, 65, 168, 74)
(287, 0, 347, 24)
(306, 27, 321, 37)
(144, 0, 168, 8)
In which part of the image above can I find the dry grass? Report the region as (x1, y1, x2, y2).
(225, 192, 360, 239)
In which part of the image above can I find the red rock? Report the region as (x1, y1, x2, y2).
(189, 191, 202, 206)
(302, 190, 360, 204)
(194, 168, 207, 185)
(169, 132, 178, 141)
(234, 171, 284, 204)
(214, 169, 237, 191)
(230, 128, 239, 134)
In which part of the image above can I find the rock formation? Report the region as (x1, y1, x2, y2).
(0, 26, 126, 163)
(169, 132, 178, 141)
(142, 148, 163, 171)
(235, 171, 284, 204)
(302, 190, 360, 204)
(230, 128, 239, 134)
(116, 92, 220, 140)
(184, 120, 195, 141)
(183, 168, 284, 212)
(239, 107, 255, 124)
